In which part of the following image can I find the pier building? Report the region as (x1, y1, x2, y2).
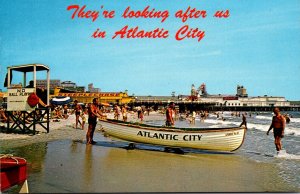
(53, 88, 133, 104)
(132, 94, 295, 112)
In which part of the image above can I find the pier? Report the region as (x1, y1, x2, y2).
(129, 99, 300, 112)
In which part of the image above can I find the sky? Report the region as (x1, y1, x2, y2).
(0, 0, 300, 100)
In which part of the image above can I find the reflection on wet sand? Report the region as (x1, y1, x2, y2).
(98, 146, 285, 192)
(5, 142, 48, 174)
(84, 144, 92, 187)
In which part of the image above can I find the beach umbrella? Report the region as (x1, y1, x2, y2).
(50, 96, 73, 105)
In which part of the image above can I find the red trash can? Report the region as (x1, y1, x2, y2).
(0, 156, 27, 192)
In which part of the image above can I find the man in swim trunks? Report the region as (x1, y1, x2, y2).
(165, 102, 175, 127)
(86, 98, 104, 145)
(267, 107, 286, 152)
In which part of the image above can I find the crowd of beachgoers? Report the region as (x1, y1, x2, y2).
(0, 102, 239, 127)
(0, 101, 293, 141)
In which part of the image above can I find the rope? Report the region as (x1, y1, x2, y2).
(0, 154, 21, 164)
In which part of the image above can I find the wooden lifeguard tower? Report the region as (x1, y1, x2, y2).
(4, 64, 50, 134)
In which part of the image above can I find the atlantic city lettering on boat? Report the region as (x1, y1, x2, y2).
(137, 131, 202, 141)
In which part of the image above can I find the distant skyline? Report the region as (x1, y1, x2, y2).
(1, 0, 300, 100)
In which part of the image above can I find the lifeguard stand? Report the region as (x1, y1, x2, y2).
(4, 64, 50, 134)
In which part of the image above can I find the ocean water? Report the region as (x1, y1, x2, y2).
(145, 111, 300, 189)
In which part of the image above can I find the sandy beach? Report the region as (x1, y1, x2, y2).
(1, 112, 299, 192)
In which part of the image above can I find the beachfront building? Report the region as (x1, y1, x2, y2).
(88, 83, 100, 93)
(133, 95, 216, 112)
(76, 86, 85, 93)
(61, 81, 77, 90)
(186, 84, 290, 108)
(239, 96, 290, 107)
(200, 95, 290, 107)
(54, 88, 133, 104)
(236, 85, 248, 97)
(36, 79, 61, 90)
(60, 81, 85, 92)
(134, 96, 180, 105)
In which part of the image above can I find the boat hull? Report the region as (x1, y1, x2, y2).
(100, 120, 245, 152)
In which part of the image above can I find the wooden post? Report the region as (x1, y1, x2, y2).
(47, 70, 50, 105)
(23, 72, 27, 87)
(22, 112, 26, 133)
(33, 65, 36, 91)
(6, 111, 10, 133)
(33, 110, 36, 135)
(7, 67, 11, 88)
(47, 108, 49, 133)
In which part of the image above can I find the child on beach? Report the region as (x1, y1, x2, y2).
(140, 109, 144, 122)
(63, 104, 69, 119)
(73, 100, 82, 129)
(56, 106, 64, 119)
(122, 105, 128, 122)
(114, 105, 120, 120)
(81, 108, 88, 130)
(191, 111, 196, 124)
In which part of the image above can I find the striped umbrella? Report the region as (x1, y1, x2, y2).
(50, 96, 73, 105)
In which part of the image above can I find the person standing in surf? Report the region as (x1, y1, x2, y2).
(267, 107, 286, 152)
(166, 102, 175, 127)
(239, 113, 247, 129)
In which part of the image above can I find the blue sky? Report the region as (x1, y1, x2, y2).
(1, 0, 300, 100)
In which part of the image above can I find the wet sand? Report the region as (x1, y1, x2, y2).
(1, 113, 299, 192)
